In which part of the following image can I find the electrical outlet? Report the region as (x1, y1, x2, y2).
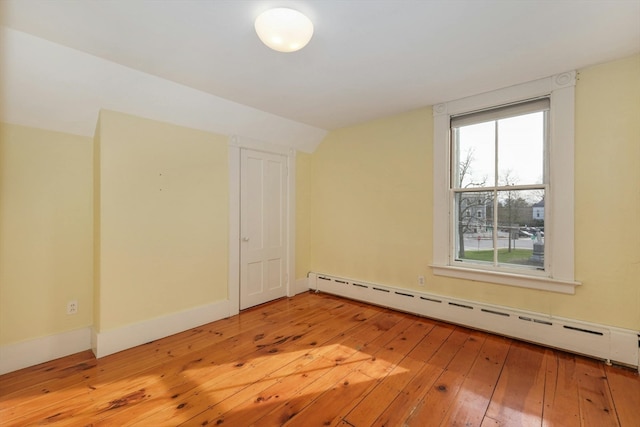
(418, 275, 425, 286)
(67, 300, 78, 315)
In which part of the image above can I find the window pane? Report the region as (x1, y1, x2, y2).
(496, 189, 545, 268)
(497, 112, 545, 186)
(454, 191, 494, 263)
(451, 101, 549, 273)
(454, 122, 495, 189)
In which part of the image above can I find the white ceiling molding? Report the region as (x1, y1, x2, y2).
(0, 27, 327, 153)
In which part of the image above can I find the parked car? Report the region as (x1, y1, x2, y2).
(519, 230, 533, 238)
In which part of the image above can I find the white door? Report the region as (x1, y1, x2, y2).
(240, 149, 288, 309)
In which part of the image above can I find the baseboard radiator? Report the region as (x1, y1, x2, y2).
(308, 272, 639, 369)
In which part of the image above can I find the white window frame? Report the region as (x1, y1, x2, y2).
(432, 72, 581, 294)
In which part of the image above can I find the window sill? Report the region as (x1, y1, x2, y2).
(430, 264, 581, 294)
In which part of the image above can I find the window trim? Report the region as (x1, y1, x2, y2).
(431, 72, 581, 294)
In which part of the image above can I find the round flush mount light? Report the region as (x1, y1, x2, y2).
(254, 8, 314, 53)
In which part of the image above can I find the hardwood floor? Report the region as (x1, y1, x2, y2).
(1, 291, 638, 426)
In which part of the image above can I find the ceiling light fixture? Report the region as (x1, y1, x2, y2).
(254, 8, 314, 53)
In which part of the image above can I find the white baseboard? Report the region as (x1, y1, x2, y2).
(93, 299, 231, 358)
(309, 272, 639, 369)
(0, 327, 92, 375)
(293, 278, 309, 296)
(0, 300, 233, 375)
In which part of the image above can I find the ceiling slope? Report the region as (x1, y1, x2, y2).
(1, 0, 639, 149)
(0, 27, 327, 152)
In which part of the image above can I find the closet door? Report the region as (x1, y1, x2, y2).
(239, 149, 287, 309)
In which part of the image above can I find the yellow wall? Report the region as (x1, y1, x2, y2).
(308, 54, 640, 330)
(309, 108, 432, 286)
(95, 110, 229, 332)
(0, 123, 93, 345)
(93, 117, 102, 332)
(572, 55, 640, 327)
(295, 152, 312, 279)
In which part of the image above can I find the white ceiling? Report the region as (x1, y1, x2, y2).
(1, 0, 639, 149)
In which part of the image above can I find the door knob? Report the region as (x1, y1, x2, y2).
(242, 237, 250, 242)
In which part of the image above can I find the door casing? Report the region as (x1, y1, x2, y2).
(228, 136, 296, 315)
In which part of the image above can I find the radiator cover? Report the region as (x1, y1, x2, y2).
(308, 272, 639, 369)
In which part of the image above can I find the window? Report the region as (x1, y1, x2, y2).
(451, 99, 548, 271)
(432, 72, 580, 294)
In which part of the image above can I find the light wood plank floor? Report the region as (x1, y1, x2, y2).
(1, 292, 638, 426)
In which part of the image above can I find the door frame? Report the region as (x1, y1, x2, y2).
(228, 135, 296, 316)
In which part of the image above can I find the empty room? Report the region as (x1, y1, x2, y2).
(0, 1, 639, 426)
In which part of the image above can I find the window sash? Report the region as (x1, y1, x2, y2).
(451, 103, 549, 190)
(450, 100, 549, 273)
(450, 186, 547, 271)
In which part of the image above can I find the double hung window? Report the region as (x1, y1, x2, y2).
(451, 98, 548, 272)
(431, 72, 579, 293)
